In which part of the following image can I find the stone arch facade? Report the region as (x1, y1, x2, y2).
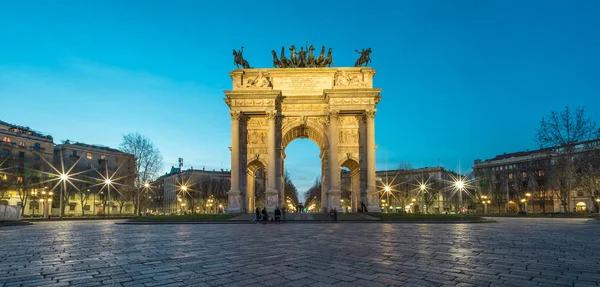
(225, 67, 382, 213)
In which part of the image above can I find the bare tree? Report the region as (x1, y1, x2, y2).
(397, 161, 412, 171)
(535, 106, 600, 212)
(119, 133, 163, 215)
(304, 177, 321, 209)
(284, 170, 299, 205)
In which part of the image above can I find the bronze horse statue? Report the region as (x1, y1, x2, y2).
(279, 46, 290, 68)
(354, 48, 371, 67)
(315, 46, 326, 67)
(233, 46, 250, 69)
(271, 50, 281, 68)
(322, 48, 333, 67)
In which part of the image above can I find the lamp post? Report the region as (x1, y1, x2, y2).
(104, 179, 112, 217)
(59, 173, 68, 218)
(40, 190, 53, 219)
(520, 198, 526, 214)
(525, 192, 531, 214)
(420, 184, 426, 214)
(143, 183, 150, 215)
(30, 190, 38, 218)
(384, 185, 391, 213)
(455, 180, 464, 214)
(481, 195, 488, 214)
(596, 198, 600, 219)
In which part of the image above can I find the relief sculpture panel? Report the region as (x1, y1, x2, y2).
(339, 129, 359, 144)
(247, 130, 266, 145)
(247, 117, 267, 127)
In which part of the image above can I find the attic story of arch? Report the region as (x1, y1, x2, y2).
(225, 44, 381, 214)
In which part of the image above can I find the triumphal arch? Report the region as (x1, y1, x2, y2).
(224, 46, 381, 213)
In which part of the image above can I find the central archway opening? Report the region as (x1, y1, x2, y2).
(284, 138, 321, 213)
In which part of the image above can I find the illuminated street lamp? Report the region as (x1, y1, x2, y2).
(40, 189, 53, 219)
(596, 198, 600, 219)
(481, 195, 491, 214)
(383, 185, 391, 213)
(525, 193, 532, 213)
(419, 184, 426, 214)
(58, 173, 69, 218)
(455, 180, 465, 214)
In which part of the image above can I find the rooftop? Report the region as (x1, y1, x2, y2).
(0, 119, 53, 140)
(55, 140, 130, 155)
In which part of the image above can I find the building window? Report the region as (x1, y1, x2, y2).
(33, 143, 41, 150)
(84, 205, 91, 211)
(19, 141, 25, 147)
(72, 150, 77, 156)
(100, 154, 106, 160)
(538, 170, 545, 177)
(69, 204, 76, 211)
(33, 154, 40, 161)
(17, 176, 23, 183)
(18, 151, 25, 159)
(86, 152, 92, 159)
(522, 172, 527, 178)
(508, 173, 513, 179)
(2, 137, 10, 143)
(2, 149, 9, 157)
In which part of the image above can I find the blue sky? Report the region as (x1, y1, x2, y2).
(1, 0, 599, 193)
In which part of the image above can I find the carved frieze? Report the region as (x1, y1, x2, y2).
(332, 98, 372, 105)
(247, 130, 266, 145)
(247, 147, 268, 155)
(247, 117, 267, 127)
(281, 104, 328, 112)
(232, 99, 275, 107)
(339, 115, 359, 126)
(339, 129, 359, 144)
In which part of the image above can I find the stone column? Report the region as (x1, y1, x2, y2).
(265, 110, 278, 213)
(246, 172, 255, 212)
(365, 109, 381, 212)
(227, 111, 242, 213)
(328, 111, 342, 212)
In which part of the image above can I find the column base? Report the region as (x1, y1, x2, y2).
(227, 189, 243, 214)
(265, 188, 279, 214)
(366, 190, 381, 212)
(327, 189, 342, 212)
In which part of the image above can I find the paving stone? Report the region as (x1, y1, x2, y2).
(0, 219, 599, 286)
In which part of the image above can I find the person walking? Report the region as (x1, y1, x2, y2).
(261, 207, 269, 224)
(329, 207, 335, 223)
(274, 207, 281, 224)
(254, 207, 261, 223)
(333, 207, 338, 223)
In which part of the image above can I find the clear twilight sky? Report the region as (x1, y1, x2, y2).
(1, 1, 599, 193)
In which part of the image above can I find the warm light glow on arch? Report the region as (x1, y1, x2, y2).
(281, 124, 327, 152)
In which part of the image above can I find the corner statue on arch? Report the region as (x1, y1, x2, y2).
(224, 46, 382, 215)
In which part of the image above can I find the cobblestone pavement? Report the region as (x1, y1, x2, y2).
(1, 218, 599, 287)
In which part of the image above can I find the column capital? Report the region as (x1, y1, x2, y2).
(328, 110, 340, 120)
(266, 110, 277, 120)
(230, 111, 242, 121)
(363, 109, 376, 119)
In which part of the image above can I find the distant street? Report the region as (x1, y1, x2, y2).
(1, 218, 599, 286)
